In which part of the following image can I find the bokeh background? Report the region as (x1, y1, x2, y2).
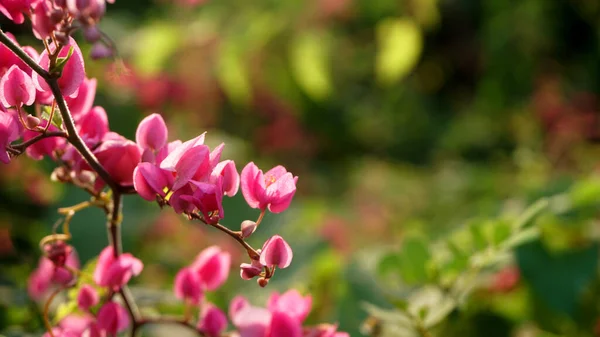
(3, 0, 600, 336)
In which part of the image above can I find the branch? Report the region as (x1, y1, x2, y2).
(8, 130, 68, 153)
(190, 214, 260, 260)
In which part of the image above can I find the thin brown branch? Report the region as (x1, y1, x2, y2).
(191, 214, 260, 260)
(10, 130, 67, 152)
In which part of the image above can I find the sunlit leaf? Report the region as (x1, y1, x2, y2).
(216, 41, 252, 105)
(134, 22, 181, 75)
(397, 236, 431, 284)
(290, 31, 332, 101)
(375, 18, 423, 85)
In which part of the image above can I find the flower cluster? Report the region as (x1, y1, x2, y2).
(0, 0, 115, 58)
(0, 1, 346, 336)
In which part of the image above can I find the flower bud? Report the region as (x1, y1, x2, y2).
(0, 65, 36, 108)
(90, 42, 113, 60)
(82, 26, 101, 42)
(259, 235, 293, 269)
(173, 267, 203, 305)
(77, 285, 99, 311)
(96, 301, 130, 335)
(197, 303, 227, 337)
(240, 220, 256, 238)
(191, 246, 231, 291)
(26, 115, 40, 129)
(44, 241, 72, 267)
(240, 262, 262, 280)
(257, 277, 269, 288)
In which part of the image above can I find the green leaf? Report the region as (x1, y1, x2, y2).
(375, 17, 423, 85)
(469, 222, 487, 251)
(216, 41, 252, 105)
(517, 241, 599, 316)
(568, 176, 600, 209)
(492, 220, 512, 246)
(407, 286, 455, 328)
(502, 226, 540, 250)
(397, 236, 431, 284)
(50, 47, 74, 75)
(290, 31, 332, 101)
(41, 106, 64, 129)
(53, 301, 78, 325)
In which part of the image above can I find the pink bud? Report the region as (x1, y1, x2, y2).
(43, 240, 73, 267)
(173, 267, 203, 305)
(231, 305, 271, 337)
(197, 303, 227, 337)
(240, 162, 298, 213)
(0, 112, 19, 164)
(82, 26, 102, 42)
(90, 42, 113, 60)
(240, 261, 262, 280)
(0, 65, 36, 108)
(28, 265, 52, 300)
(0, 0, 31, 24)
(31, 1, 57, 40)
(240, 220, 257, 238)
(32, 37, 85, 98)
(26, 115, 41, 129)
(59, 314, 94, 335)
(96, 301, 130, 335)
(211, 160, 240, 197)
(136, 113, 168, 151)
(93, 246, 143, 290)
(267, 290, 312, 322)
(259, 235, 293, 269)
(66, 0, 105, 21)
(77, 285, 99, 311)
(269, 311, 302, 337)
(77, 106, 108, 143)
(228, 296, 249, 321)
(91, 136, 141, 186)
(66, 77, 97, 119)
(191, 246, 231, 291)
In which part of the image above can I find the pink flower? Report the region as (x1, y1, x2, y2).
(231, 305, 271, 337)
(197, 303, 227, 337)
(269, 311, 303, 337)
(59, 314, 94, 335)
(228, 296, 249, 321)
(0, 65, 36, 108)
(66, 0, 105, 22)
(96, 301, 130, 335)
(136, 113, 168, 153)
(0, 112, 19, 163)
(191, 245, 231, 291)
(93, 246, 143, 290)
(159, 134, 210, 190)
(92, 135, 141, 186)
(77, 106, 108, 143)
(32, 37, 85, 97)
(0, 0, 31, 24)
(66, 77, 97, 119)
(77, 285, 99, 311)
(180, 180, 224, 222)
(133, 162, 172, 201)
(23, 121, 66, 160)
(42, 327, 79, 337)
(267, 290, 312, 322)
(241, 162, 298, 213)
(211, 159, 239, 197)
(173, 267, 203, 305)
(259, 235, 293, 269)
(31, 1, 57, 40)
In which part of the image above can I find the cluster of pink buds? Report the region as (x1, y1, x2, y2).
(0, 0, 115, 59)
